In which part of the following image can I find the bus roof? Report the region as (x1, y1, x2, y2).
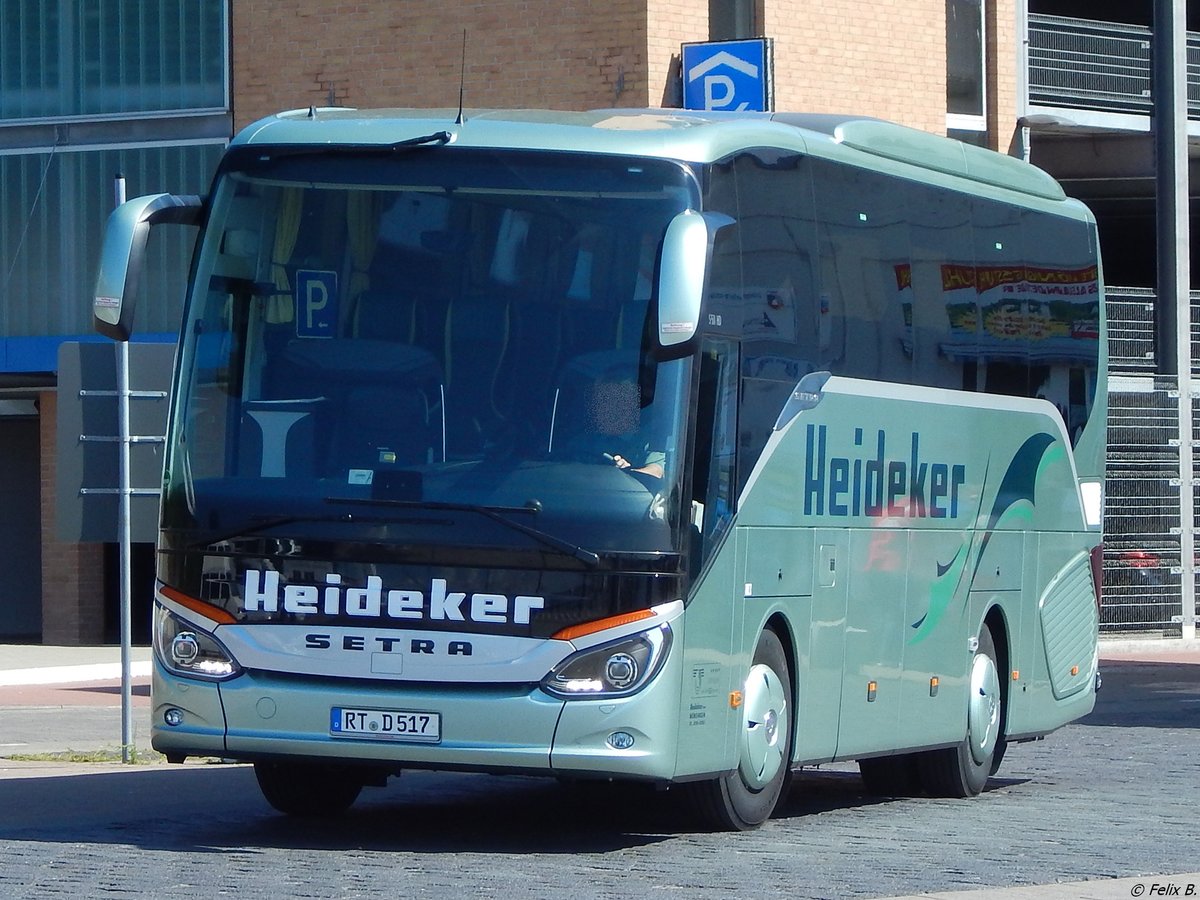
(234, 107, 1070, 206)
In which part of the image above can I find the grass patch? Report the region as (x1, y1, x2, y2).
(3, 748, 167, 764)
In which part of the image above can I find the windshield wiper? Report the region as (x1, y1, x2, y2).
(391, 131, 453, 149)
(185, 510, 376, 549)
(330, 496, 601, 567)
(250, 133, 454, 166)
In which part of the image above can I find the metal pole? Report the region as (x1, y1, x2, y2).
(1153, 0, 1195, 640)
(1016, 0, 1031, 163)
(113, 173, 135, 762)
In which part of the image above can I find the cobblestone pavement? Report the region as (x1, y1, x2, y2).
(0, 657, 1196, 899)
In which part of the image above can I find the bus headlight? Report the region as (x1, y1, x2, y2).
(153, 603, 242, 681)
(542, 623, 671, 699)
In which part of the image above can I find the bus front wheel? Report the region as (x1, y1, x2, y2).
(254, 760, 364, 817)
(683, 628, 793, 831)
(918, 625, 1003, 797)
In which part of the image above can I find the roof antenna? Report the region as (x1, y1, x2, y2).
(455, 29, 467, 125)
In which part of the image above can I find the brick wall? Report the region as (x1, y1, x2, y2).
(989, 0, 1019, 153)
(39, 390, 106, 645)
(763, 0, 947, 135)
(646, 0, 708, 107)
(232, 2, 1025, 144)
(231, 1, 650, 130)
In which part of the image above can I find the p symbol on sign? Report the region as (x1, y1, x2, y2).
(306, 280, 328, 330)
(295, 270, 338, 337)
(704, 75, 747, 111)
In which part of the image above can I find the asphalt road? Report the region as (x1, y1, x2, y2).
(0, 679, 151, 757)
(0, 658, 1196, 899)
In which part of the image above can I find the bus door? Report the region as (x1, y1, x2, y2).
(834, 525, 910, 758)
(792, 531, 848, 763)
(676, 337, 743, 776)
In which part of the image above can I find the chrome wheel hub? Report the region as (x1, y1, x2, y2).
(967, 649, 1001, 766)
(740, 663, 788, 790)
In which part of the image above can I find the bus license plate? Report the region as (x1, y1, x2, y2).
(330, 707, 441, 743)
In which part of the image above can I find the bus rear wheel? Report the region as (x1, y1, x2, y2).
(918, 625, 1003, 798)
(254, 760, 364, 817)
(683, 628, 793, 831)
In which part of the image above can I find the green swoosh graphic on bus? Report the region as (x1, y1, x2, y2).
(970, 432, 1057, 584)
(910, 540, 970, 643)
(909, 432, 1058, 643)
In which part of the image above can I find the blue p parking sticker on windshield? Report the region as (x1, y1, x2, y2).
(295, 269, 338, 337)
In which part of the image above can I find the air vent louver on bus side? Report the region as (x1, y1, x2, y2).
(817, 119, 1066, 202)
(1039, 551, 1099, 699)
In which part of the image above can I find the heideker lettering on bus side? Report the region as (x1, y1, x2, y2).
(242, 571, 546, 625)
(804, 424, 966, 519)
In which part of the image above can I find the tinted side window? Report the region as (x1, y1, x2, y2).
(704, 153, 1100, 453)
(703, 150, 821, 491)
(905, 181, 978, 390)
(811, 159, 914, 385)
(1014, 205, 1101, 442)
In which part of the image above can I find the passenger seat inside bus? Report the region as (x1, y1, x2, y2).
(441, 292, 511, 457)
(248, 336, 443, 479)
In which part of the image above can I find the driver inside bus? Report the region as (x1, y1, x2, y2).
(587, 378, 665, 479)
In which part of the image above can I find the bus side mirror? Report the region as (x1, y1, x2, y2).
(93, 193, 203, 341)
(656, 210, 733, 350)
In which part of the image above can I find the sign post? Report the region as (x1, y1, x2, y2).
(115, 175, 135, 764)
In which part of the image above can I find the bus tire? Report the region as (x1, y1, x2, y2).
(683, 628, 793, 831)
(254, 761, 364, 817)
(917, 625, 1003, 798)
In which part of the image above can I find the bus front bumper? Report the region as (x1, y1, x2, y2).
(150, 658, 684, 782)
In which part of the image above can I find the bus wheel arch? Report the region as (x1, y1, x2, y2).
(982, 606, 1011, 775)
(682, 622, 795, 830)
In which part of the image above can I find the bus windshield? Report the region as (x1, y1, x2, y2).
(162, 147, 700, 562)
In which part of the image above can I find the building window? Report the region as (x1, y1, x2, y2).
(710, 0, 756, 40)
(0, 143, 223, 336)
(0, 0, 229, 343)
(946, 0, 986, 134)
(0, 0, 227, 120)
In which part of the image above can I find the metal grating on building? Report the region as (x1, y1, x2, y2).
(1029, 14, 1200, 118)
(1107, 288, 1156, 372)
(1103, 374, 1183, 634)
(1099, 287, 1200, 635)
(1029, 15, 1152, 114)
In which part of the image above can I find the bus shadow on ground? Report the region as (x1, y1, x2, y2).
(1081, 661, 1200, 729)
(240, 768, 903, 851)
(0, 763, 913, 853)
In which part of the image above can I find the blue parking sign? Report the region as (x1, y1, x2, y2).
(682, 39, 773, 112)
(295, 269, 338, 338)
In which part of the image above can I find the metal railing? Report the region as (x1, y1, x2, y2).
(1099, 289, 1200, 636)
(1104, 372, 1183, 636)
(1028, 13, 1200, 118)
(1107, 288, 1156, 372)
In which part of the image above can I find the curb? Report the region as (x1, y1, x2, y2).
(1097, 637, 1200, 660)
(0, 661, 152, 688)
